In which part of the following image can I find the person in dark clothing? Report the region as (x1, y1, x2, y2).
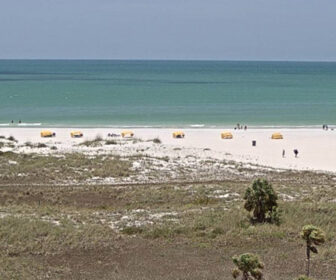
(294, 149, 298, 158)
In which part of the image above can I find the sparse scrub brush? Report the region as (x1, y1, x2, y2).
(24, 141, 34, 148)
(37, 143, 47, 148)
(106, 140, 117, 145)
(294, 276, 315, 280)
(7, 136, 17, 142)
(95, 135, 103, 141)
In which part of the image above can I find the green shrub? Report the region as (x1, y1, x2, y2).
(232, 253, 264, 279)
(244, 179, 280, 224)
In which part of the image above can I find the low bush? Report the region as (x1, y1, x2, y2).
(153, 138, 161, 144)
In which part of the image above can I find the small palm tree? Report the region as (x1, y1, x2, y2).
(232, 253, 264, 280)
(300, 225, 325, 277)
(244, 179, 279, 223)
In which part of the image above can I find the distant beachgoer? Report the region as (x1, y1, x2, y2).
(244, 125, 247, 130)
(11, 120, 13, 124)
(294, 149, 298, 158)
(19, 120, 21, 124)
(282, 149, 285, 158)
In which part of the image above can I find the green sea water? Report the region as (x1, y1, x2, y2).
(0, 60, 335, 128)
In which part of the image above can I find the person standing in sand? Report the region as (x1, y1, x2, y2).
(282, 149, 285, 158)
(294, 149, 299, 158)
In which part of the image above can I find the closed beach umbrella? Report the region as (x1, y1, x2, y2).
(121, 130, 134, 138)
(221, 132, 233, 139)
(41, 130, 55, 137)
(173, 131, 185, 138)
(271, 132, 283, 139)
(71, 131, 83, 138)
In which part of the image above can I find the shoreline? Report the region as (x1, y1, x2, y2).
(0, 123, 334, 129)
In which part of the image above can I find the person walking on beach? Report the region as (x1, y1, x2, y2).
(294, 149, 298, 158)
(282, 149, 285, 158)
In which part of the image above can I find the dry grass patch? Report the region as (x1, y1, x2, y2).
(0, 163, 335, 279)
(0, 152, 133, 184)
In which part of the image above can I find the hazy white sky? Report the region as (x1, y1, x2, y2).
(1, 0, 335, 60)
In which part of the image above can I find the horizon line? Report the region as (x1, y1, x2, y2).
(0, 58, 336, 63)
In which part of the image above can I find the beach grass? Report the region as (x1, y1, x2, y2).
(0, 176, 335, 279)
(0, 152, 133, 184)
(79, 136, 104, 147)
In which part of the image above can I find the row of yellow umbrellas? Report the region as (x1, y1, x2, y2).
(41, 130, 283, 140)
(40, 130, 134, 138)
(174, 131, 283, 139)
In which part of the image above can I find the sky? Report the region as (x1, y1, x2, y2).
(0, 0, 335, 60)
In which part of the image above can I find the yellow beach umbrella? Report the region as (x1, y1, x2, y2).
(271, 132, 283, 139)
(221, 132, 233, 139)
(40, 130, 55, 138)
(71, 131, 83, 138)
(121, 130, 134, 138)
(172, 131, 185, 138)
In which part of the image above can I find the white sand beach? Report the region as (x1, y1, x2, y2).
(0, 127, 335, 173)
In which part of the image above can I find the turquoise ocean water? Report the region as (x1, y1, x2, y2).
(0, 60, 335, 128)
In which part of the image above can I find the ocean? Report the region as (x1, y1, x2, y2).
(0, 60, 335, 128)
